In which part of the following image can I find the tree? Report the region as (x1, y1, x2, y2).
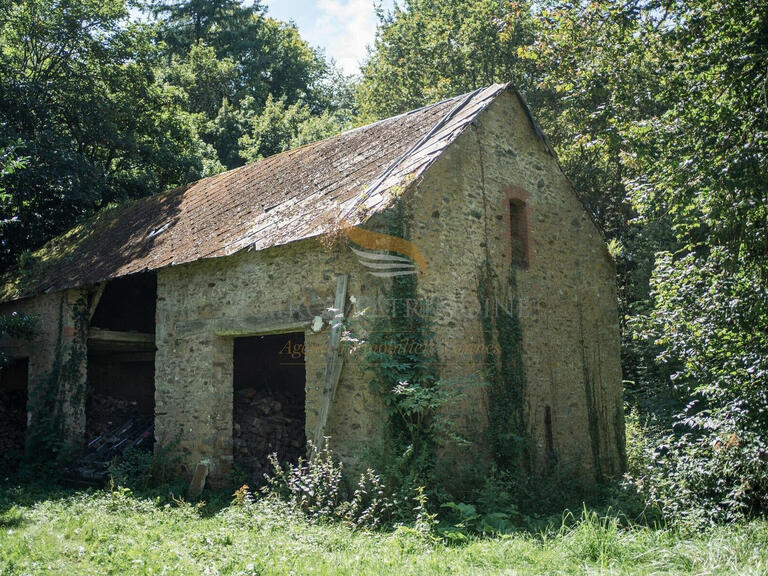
(146, 0, 265, 58)
(149, 1, 344, 170)
(0, 0, 218, 270)
(239, 94, 344, 163)
(161, 41, 238, 118)
(147, 0, 328, 110)
(624, 0, 768, 521)
(358, 0, 536, 121)
(241, 18, 327, 110)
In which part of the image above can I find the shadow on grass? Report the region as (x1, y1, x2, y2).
(0, 458, 663, 546)
(0, 463, 235, 522)
(0, 506, 26, 529)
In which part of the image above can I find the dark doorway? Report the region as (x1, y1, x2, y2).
(0, 358, 28, 463)
(86, 272, 156, 441)
(233, 333, 306, 484)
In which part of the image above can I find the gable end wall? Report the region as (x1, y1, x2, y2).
(405, 91, 624, 480)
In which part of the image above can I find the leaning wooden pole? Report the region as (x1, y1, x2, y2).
(311, 274, 349, 456)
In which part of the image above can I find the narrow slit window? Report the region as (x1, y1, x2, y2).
(509, 199, 529, 268)
(545, 405, 554, 459)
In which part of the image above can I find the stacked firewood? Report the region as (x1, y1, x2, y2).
(0, 391, 26, 455)
(86, 395, 142, 439)
(233, 388, 306, 484)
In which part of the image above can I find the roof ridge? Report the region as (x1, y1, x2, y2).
(350, 86, 493, 212)
(141, 88, 486, 202)
(339, 83, 510, 222)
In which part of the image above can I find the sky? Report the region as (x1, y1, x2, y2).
(263, 0, 395, 75)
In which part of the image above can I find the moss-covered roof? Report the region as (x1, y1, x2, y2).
(1, 84, 515, 302)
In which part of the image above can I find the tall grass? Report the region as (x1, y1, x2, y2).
(1, 483, 767, 575)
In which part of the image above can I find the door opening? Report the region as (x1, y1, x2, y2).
(233, 332, 306, 485)
(86, 272, 156, 445)
(0, 358, 28, 466)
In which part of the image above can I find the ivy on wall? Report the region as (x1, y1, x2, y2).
(26, 291, 91, 460)
(478, 263, 529, 471)
(473, 123, 531, 473)
(362, 199, 446, 494)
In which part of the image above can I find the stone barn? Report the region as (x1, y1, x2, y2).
(0, 84, 625, 485)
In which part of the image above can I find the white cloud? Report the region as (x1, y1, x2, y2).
(313, 0, 378, 74)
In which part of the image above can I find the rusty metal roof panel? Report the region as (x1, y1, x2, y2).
(1, 84, 510, 302)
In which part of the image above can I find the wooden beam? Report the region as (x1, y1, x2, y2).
(213, 318, 308, 337)
(87, 351, 156, 363)
(87, 328, 155, 345)
(311, 274, 348, 455)
(87, 283, 106, 321)
(87, 329, 156, 353)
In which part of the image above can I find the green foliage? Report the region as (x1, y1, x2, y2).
(147, 0, 265, 59)
(0, 0, 220, 268)
(107, 443, 184, 493)
(358, 0, 536, 121)
(0, 141, 26, 196)
(0, 311, 36, 342)
(24, 292, 90, 460)
(108, 449, 155, 491)
(478, 265, 528, 470)
(356, 206, 450, 501)
(0, 0, 353, 269)
(621, 0, 768, 524)
(260, 443, 394, 530)
(439, 501, 515, 541)
(0, 310, 37, 366)
(162, 41, 238, 118)
(147, 0, 343, 167)
(238, 94, 344, 162)
(2, 483, 768, 574)
(626, 252, 768, 525)
(439, 462, 630, 537)
(560, 507, 627, 566)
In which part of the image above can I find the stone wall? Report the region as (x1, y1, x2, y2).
(154, 240, 387, 482)
(402, 91, 624, 480)
(0, 289, 89, 449)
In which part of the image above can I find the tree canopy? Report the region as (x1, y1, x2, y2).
(0, 0, 352, 269)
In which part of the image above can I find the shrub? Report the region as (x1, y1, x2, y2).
(108, 449, 154, 491)
(626, 250, 768, 525)
(260, 443, 395, 529)
(627, 428, 768, 526)
(107, 443, 183, 493)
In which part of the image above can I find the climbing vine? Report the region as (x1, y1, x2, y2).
(473, 123, 530, 473)
(27, 291, 91, 460)
(477, 263, 529, 471)
(360, 199, 448, 495)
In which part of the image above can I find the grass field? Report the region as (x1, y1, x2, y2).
(1, 483, 767, 575)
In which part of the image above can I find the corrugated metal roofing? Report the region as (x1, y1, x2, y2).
(1, 83, 511, 302)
